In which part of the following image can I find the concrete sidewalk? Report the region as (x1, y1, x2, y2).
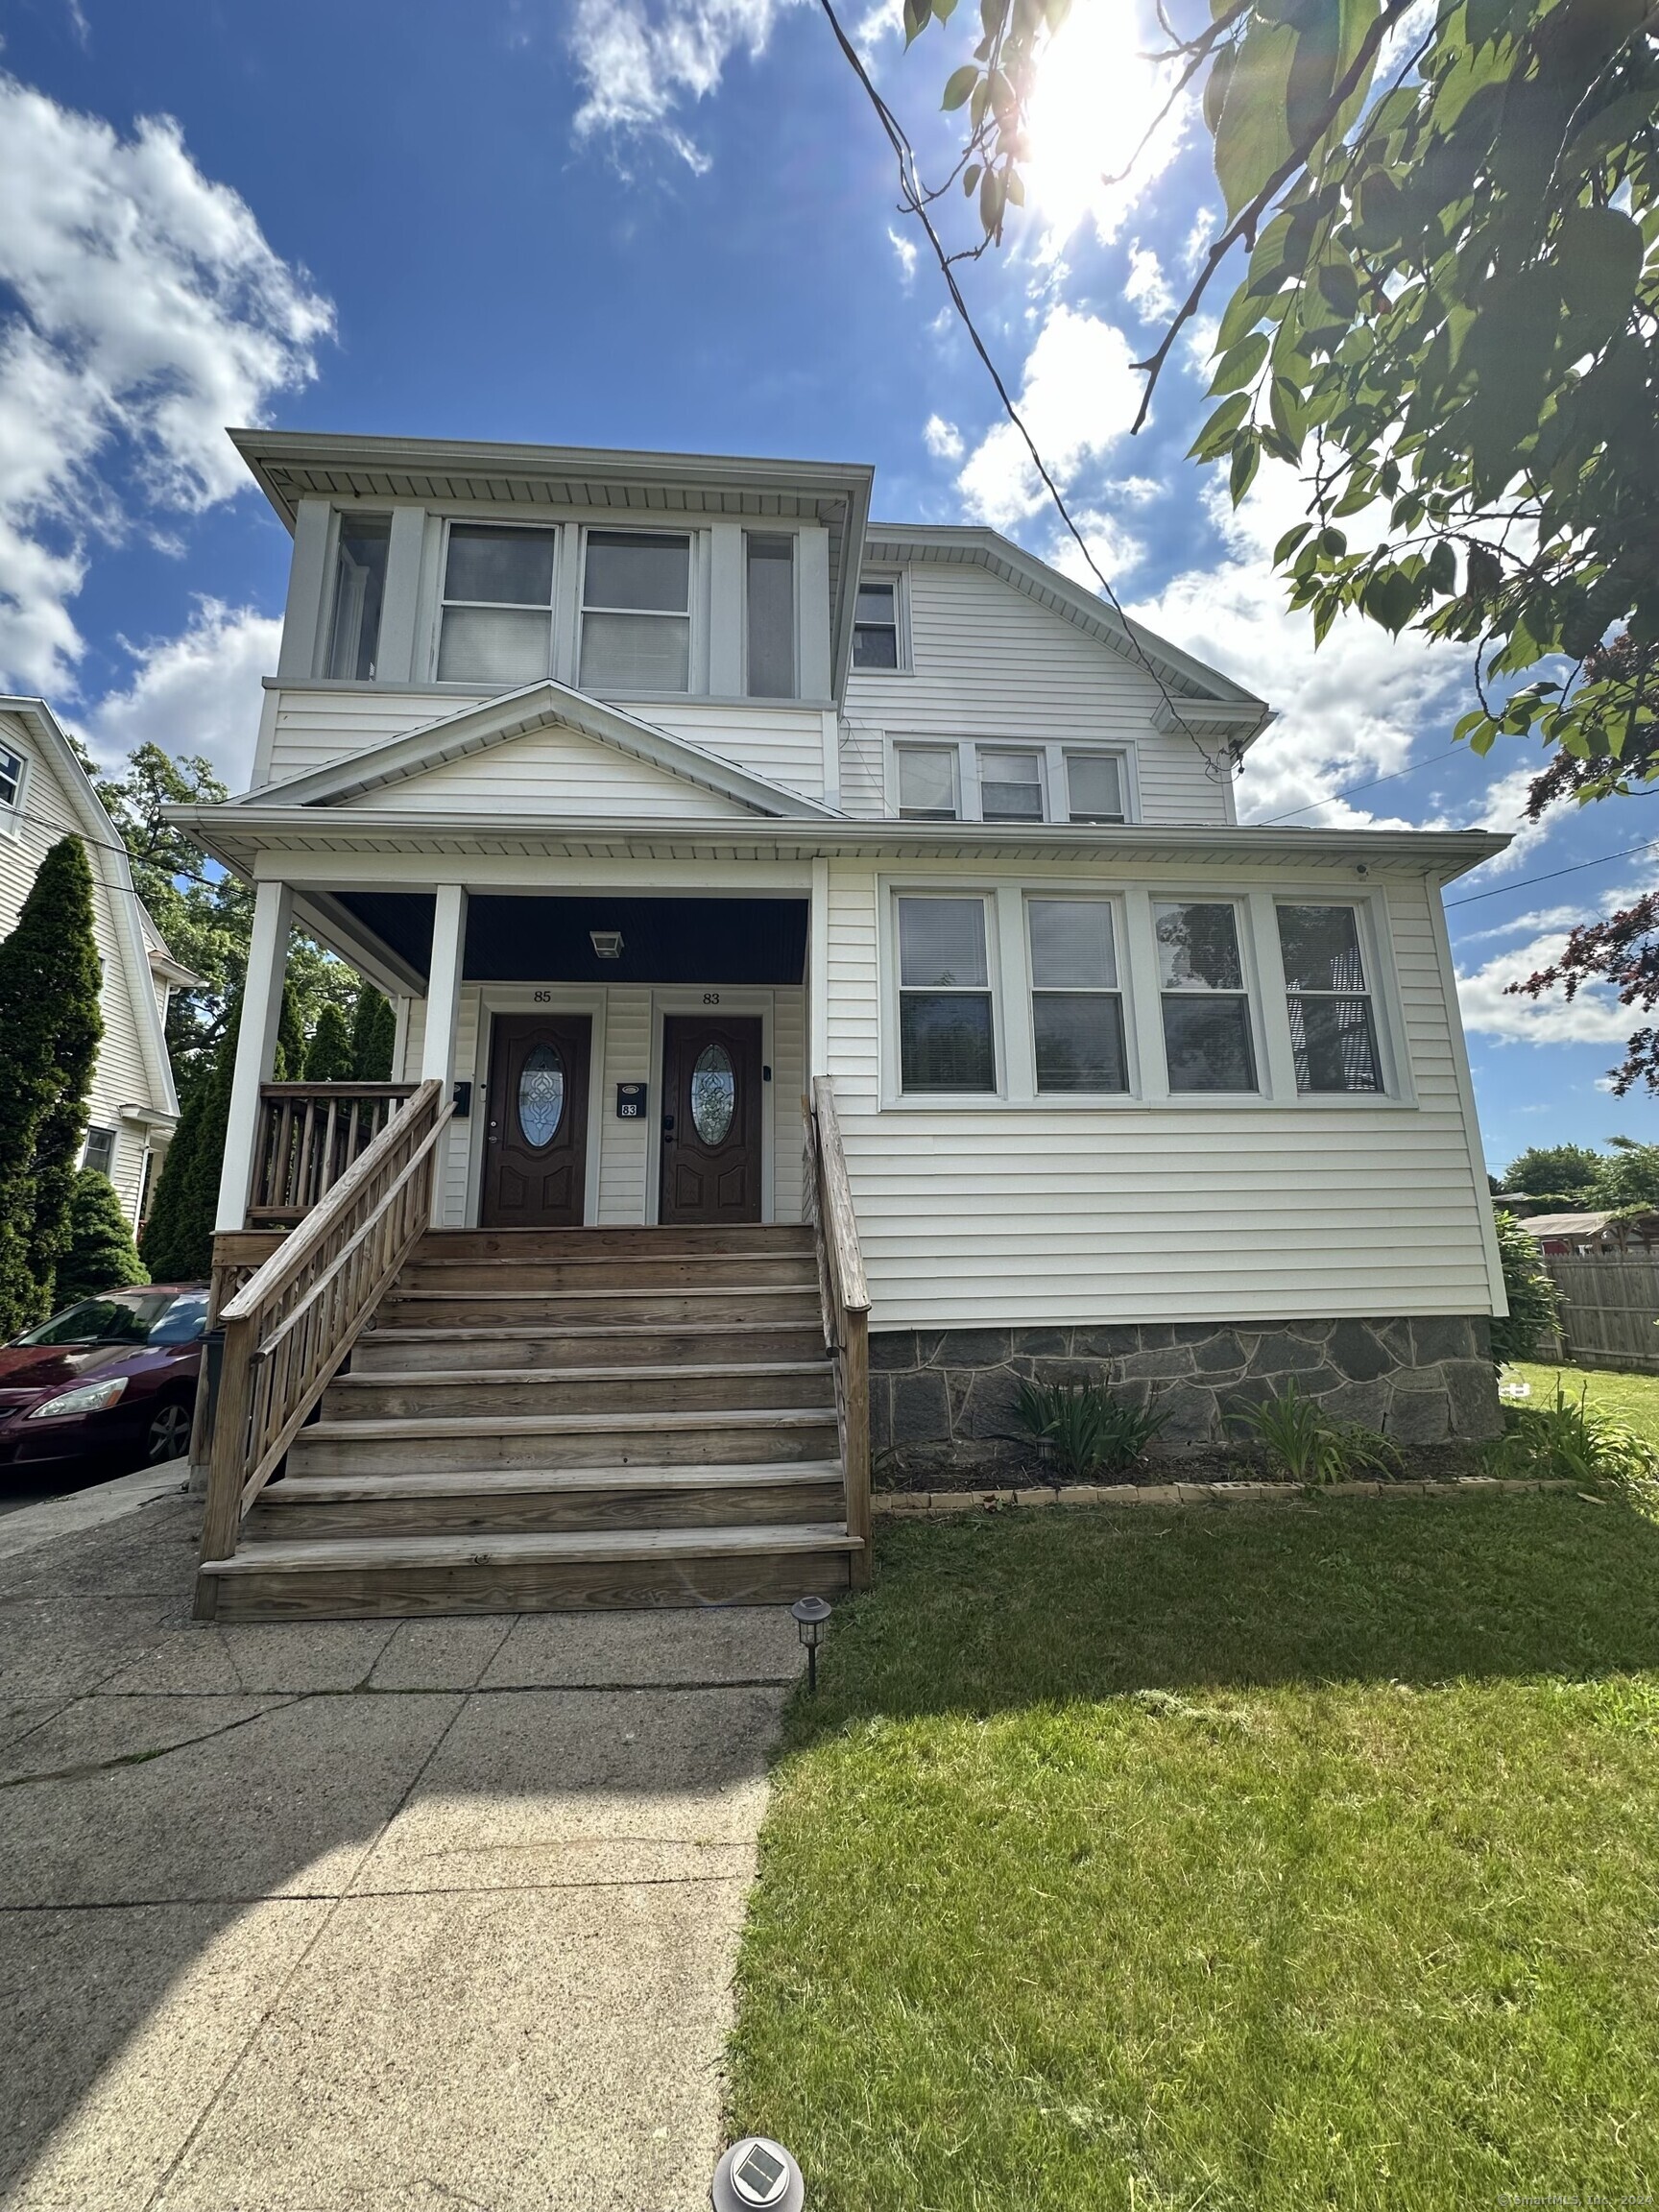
(0, 1483, 804, 2212)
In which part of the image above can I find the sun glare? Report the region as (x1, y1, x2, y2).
(1023, 0, 1191, 246)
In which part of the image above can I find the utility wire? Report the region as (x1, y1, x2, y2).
(1445, 837, 1659, 909)
(1256, 758, 1440, 822)
(818, 0, 1238, 784)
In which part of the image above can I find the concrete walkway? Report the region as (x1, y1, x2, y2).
(0, 1482, 804, 2212)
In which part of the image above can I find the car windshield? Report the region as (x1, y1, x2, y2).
(12, 1290, 209, 1349)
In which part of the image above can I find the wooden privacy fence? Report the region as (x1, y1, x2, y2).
(804, 1075, 872, 1587)
(249, 1082, 418, 1225)
(197, 1080, 454, 1610)
(1538, 1256, 1659, 1371)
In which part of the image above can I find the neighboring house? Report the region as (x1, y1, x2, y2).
(0, 698, 183, 1237)
(1520, 1210, 1659, 1258)
(170, 431, 1509, 1620)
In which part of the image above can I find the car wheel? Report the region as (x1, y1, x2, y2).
(144, 1400, 193, 1464)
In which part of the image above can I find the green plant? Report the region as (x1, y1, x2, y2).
(1490, 1209, 1564, 1371)
(349, 980, 397, 1081)
(302, 998, 353, 1081)
(1011, 1377, 1167, 1480)
(56, 1168, 148, 1305)
(1230, 1382, 1399, 1486)
(1483, 1378, 1659, 1491)
(140, 985, 243, 1284)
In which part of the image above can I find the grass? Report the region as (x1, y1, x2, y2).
(1509, 1357, 1659, 1449)
(729, 1491, 1659, 2210)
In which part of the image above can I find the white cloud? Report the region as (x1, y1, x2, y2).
(887, 225, 919, 287)
(566, 0, 801, 161)
(1456, 926, 1639, 1046)
(0, 74, 331, 697)
(78, 599, 279, 787)
(1046, 506, 1144, 588)
(1123, 243, 1175, 325)
(1181, 207, 1215, 275)
(923, 414, 964, 462)
(956, 303, 1143, 529)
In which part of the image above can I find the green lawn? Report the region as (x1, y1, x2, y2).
(730, 1493, 1659, 2211)
(1509, 1358, 1659, 1447)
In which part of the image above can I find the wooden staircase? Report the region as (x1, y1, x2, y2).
(197, 1223, 861, 1619)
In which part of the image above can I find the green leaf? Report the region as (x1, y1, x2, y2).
(1188, 391, 1252, 460)
(1316, 259, 1360, 320)
(1230, 432, 1262, 504)
(903, 0, 932, 42)
(1209, 332, 1270, 394)
(1557, 204, 1645, 341)
(1213, 17, 1298, 218)
(1274, 521, 1314, 563)
(979, 165, 1005, 235)
(1202, 42, 1235, 136)
(1318, 525, 1348, 556)
(1426, 538, 1457, 593)
(963, 163, 981, 196)
(942, 63, 979, 109)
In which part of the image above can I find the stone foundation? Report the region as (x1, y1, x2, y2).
(869, 1316, 1501, 1481)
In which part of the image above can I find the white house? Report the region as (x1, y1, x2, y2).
(0, 697, 183, 1236)
(171, 431, 1508, 1621)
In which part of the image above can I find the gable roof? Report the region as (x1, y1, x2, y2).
(241, 679, 845, 818)
(863, 524, 1272, 749)
(0, 697, 180, 1118)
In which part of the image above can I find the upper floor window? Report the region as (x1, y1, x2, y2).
(325, 514, 391, 682)
(978, 747, 1045, 824)
(1028, 899, 1128, 1093)
(437, 524, 556, 685)
(746, 534, 796, 698)
(896, 743, 958, 820)
(82, 1125, 116, 1181)
(1066, 750, 1128, 825)
(1278, 904, 1382, 1094)
(854, 578, 901, 670)
(897, 897, 996, 1092)
(0, 740, 23, 817)
(580, 530, 691, 692)
(1154, 901, 1259, 1094)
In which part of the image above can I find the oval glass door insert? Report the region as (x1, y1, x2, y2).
(690, 1042, 735, 1145)
(517, 1043, 566, 1148)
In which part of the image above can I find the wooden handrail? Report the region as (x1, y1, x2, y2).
(197, 1079, 454, 1610)
(249, 1081, 418, 1225)
(805, 1074, 872, 1588)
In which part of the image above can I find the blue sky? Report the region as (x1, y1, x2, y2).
(0, 0, 1654, 1175)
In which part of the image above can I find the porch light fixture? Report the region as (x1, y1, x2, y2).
(589, 928, 625, 959)
(711, 2136, 804, 2212)
(790, 1595, 831, 1694)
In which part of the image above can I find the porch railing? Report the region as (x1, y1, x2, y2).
(249, 1082, 418, 1226)
(196, 1079, 454, 1611)
(804, 1075, 872, 1587)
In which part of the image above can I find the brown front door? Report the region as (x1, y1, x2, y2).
(482, 1013, 592, 1228)
(660, 1015, 763, 1225)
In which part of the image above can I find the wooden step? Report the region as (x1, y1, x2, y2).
(288, 1406, 841, 1477)
(417, 1225, 813, 1259)
(198, 1522, 857, 1619)
(323, 1361, 835, 1422)
(244, 1461, 847, 1539)
(374, 1286, 821, 1330)
(350, 1321, 828, 1374)
(394, 1254, 818, 1293)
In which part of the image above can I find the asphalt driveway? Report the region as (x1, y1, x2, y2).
(0, 1479, 802, 2212)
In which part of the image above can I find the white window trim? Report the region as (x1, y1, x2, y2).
(884, 887, 1004, 1102)
(853, 569, 910, 676)
(431, 516, 561, 687)
(1268, 892, 1408, 1105)
(742, 529, 801, 702)
(883, 736, 1140, 825)
(1146, 890, 1268, 1101)
(892, 740, 961, 822)
(577, 522, 706, 698)
(976, 744, 1048, 826)
(0, 739, 27, 836)
(1023, 891, 1137, 1098)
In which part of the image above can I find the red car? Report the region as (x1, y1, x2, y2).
(0, 1285, 209, 1475)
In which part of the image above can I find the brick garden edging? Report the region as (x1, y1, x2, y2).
(875, 1474, 1579, 1518)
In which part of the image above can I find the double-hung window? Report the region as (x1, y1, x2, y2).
(1154, 901, 1259, 1093)
(978, 748, 1046, 823)
(897, 897, 996, 1092)
(745, 533, 796, 698)
(0, 739, 23, 824)
(1278, 904, 1382, 1093)
(854, 579, 901, 670)
(1065, 750, 1128, 824)
(437, 524, 556, 685)
(325, 514, 391, 681)
(580, 531, 692, 692)
(1028, 899, 1128, 1092)
(82, 1126, 116, 1180)
(895, 744, 958, 820)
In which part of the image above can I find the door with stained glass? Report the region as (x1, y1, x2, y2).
(482, 1013, 592, 1228)
(660, 1016, 763, 1225)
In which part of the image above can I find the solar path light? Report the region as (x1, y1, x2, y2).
(711, 2136, 805, 2211)
(790, 1595, 831, 1693)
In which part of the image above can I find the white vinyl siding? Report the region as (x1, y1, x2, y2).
(366, 725, 757, 818)
(820, 855, 1497, 1330)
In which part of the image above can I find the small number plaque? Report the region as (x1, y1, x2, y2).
(616, 1083, 647, 1119)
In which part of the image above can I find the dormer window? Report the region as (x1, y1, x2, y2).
(580, 531, 691, 693)
(438, 524, 556, 685)
(325, 514, 391, 681)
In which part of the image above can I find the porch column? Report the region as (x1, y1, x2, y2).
(214, 879, 294, 1232)
(421, 884, 469, 1093)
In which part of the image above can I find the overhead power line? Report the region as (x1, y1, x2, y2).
(1445, 837, 1659, 910)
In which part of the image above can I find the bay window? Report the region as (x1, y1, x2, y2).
(437, 524, 556, 685)
(1154, 901, 1259, 1093)
(580, 530, 692, 692)
(1277, 904, 1382, 1093)
(1028, 899, 1127, 1092)
(898, 897, 996, 1092)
